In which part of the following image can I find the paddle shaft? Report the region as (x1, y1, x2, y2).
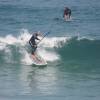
(37, 31, 50, 45)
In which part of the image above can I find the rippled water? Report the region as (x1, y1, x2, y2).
(0, 0, 100, 100)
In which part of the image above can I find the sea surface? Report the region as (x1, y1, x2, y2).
(0, 0, 100, 100)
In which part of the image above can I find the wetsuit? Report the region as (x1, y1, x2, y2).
(29, 33, 40, 54)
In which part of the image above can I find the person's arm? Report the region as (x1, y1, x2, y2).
(36, 32, 43, 40)
(29, 35, 35, 47)
(35, 37, 40, 40)
(29, 39, 33, 47)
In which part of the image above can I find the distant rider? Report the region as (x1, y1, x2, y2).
(63, 7, 71, 20)
(29, 32, 41, 55)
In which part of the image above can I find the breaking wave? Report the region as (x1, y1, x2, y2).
(0, 29, 100, 65)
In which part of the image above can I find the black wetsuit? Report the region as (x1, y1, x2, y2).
(29, 33, 39, 53)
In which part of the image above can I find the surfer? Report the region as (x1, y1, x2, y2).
(63, 7, 71, 20)
(29, 31, 42, 55)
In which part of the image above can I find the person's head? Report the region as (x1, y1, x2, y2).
(36, 32, 39, 36)
(33, 31, 41, 36)
(35, 31, 40, 36)
(36, 31, 41, 36)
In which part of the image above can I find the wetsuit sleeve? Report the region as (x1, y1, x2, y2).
(35, 37, 40, 40)
(29, 39, 33, 47)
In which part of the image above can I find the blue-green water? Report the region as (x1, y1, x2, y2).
(0, 0, 100, 100)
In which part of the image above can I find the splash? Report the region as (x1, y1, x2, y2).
(37, 48, 60, 62)
(39, 36, 70, 48)
(20, 48, 33, 65)
(0, 29, 69, 64)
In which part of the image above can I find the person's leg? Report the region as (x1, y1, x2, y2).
(32, 45, 37, 55)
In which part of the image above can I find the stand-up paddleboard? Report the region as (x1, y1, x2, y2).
(28, 31, 51, 66)
(30, 52, 47, 66)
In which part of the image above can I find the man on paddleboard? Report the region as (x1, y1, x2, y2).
(29, 31, 41, 55)
(63, 7, 71, 20)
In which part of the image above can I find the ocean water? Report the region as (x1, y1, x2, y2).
(0, 0, 100, 100)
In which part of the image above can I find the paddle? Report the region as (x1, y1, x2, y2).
(37, 31, 51, 46)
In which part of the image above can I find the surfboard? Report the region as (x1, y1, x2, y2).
(30, 53, 47, 66)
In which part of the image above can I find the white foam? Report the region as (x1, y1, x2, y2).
(0, 29, 71, 64)
(37, 48, 60, 62)
(0, 43, 6, 50)
(18, 29, 31, 46)
(0, 29, 31, 46)
(0, 35, 17, 45)
(4, 47, 12, 63)
(20, 49, 33, 65)
(17, 31, 70, 63)
(39, 37, 70, 48)
(36, 36, 71, 62)
(0, 29, 70, 48)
